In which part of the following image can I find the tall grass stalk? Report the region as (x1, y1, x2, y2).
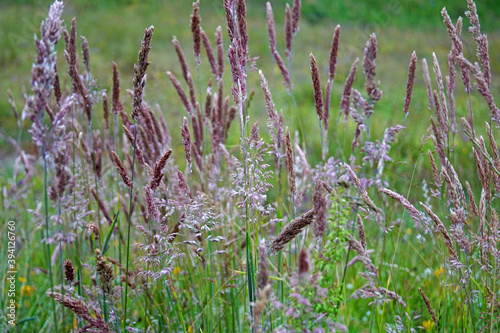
(42, 138, 58, 333)
(122, 121, 138, 329)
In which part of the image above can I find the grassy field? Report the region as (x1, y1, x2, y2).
(1, 0, 500, 332)
(2, 0, 499, 154)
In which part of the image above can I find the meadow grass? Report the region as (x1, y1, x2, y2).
(1, 0, 498, 155)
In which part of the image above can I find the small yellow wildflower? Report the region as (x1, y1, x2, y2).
(423, 319, 434, 330)
(405, 228, 412, 235)
(434, 267, 444, 278)
(21, 285, 33, 297)
(19, 277, 26, 283)
(173, 267, 181, 275)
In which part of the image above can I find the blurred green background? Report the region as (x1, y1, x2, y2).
(0, 0, 499, 163)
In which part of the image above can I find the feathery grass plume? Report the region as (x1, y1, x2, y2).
(323, 79, 333, 131)
(344, 163, 380, 214)
(285, 127, 296, 202)
(441, 8, 471, 94)
(328, 25, 340, 81)
(28, 0, 63, 126)
(191, 0, 201, 65)
(291, 0, 301, 36)
(269, 209, 314, 255)
(138, 104, 156, 142)
(118, 112, 133, 136)
(227, 0, 249, 112)
(420, 202, 458, 259)
(236, 0, 248, 55)
(150, 149, 172, 191)
(131, 25, 154, 121)
(122, 125, 145, 166)
(428, 150, 442, 187)
(310, 53, 323, 123)
(64, 259, 75, 283)
(191, 125, 204, 171)
(274, 50, 291, 93)
(363, 33, 382, 103)
(64, 19, 92, 122)
(347, 234, 378, 278)
(313, 176, 327, 239)
(64, 18, 77, 88)
(181, 117, 192, 170)
(216, 26, 224, 79)
(340, 58, 359, 122)
(91, 188, 112, 225)
(157, 105, 171, 143)
(457, 55, 500, 123)
(476, 136, 492, 190)
(434, 90, 448, 136)
(440, 164, 463, 209)
(285, 3, 292, 60)
(81, 36, 90, 73)
(379, 187, 425, 227)
(465, 132, 491, 191)
(403, 51, 417, 114)
(266, 2, 276, 54)
(465, 181, 479, 216)
(491, 209, 499, 243)
(224, 0, 236, 42)
(250, 121, 259, 143)
(430, 117, 446, 167)
(95, 248, 114, 295)
(227, 44, 240, 104)
(323, 25, 340, 130)
(191, 110, 202, 150)
(260, 70, 283, 170)
(257, 239, 269, 290)
(455, 21, 472, 93)
(479, 188, 487, 236)
(485, 122, 500, 192)
(195, 103, 204, 145)
(322, 180, 334, 194)
(225, 105, 237, 137)
(172, 37, 196, 108)
(201, 28, 218, 78)
(8, 89, 18, 123)
(441, 8, 463, 58)
(111, 151, 133, 188)
(145, 185, 160, 221)
(432, 52, 449, 122)
(465, 0, 490, 87)
(357, 215, 366, 250)
(148, 107, 164, 144)
(102, 94, 110, 137)
(166, 70, 193, 115)
(112, 62, 123, 114)
(205, 82, 213, 120)
(53, 64, 61, 106)
(422, 58, 434, 110)
(418, 288, 438, 326)
(298, 247, 309, 277)
(177, 169, 192, 199)
(47, 292, 110, 332)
